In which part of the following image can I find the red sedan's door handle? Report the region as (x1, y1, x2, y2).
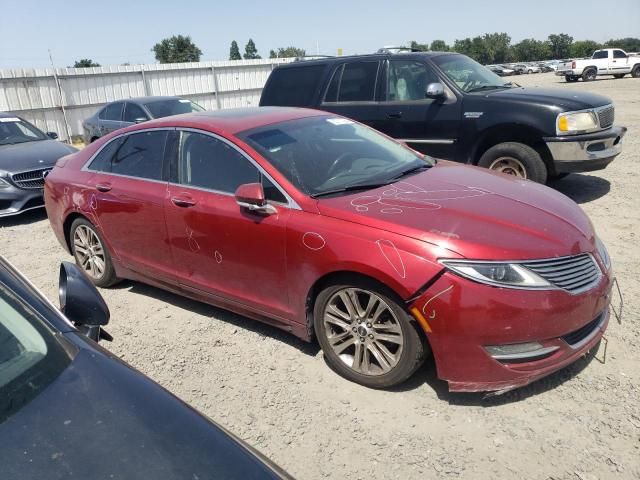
(171, 196, 196, 208)
(95, 182, 112, 192)
(387, 112, 402, 119)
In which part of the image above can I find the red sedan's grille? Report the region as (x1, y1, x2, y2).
(522, 254, 601, 294)
(11, 168, 51, 189)
(561, 312, 604, 346)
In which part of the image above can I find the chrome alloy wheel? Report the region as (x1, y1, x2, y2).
(488, 156, 527, 178)
(73, 225, 106, 279)
(323, 288, 404, 376)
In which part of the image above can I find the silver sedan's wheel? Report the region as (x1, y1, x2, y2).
(488, 156, 527, 178)
(323, 288, 404, 376)
(73, 224, 106, 280)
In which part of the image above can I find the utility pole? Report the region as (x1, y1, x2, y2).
(49, 50, 73, 143)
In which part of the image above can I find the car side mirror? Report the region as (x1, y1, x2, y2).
(59, 262, 112, 342)
(235, 183, 277, 215)
(46, 131, 59, 139)
(425, 82, 445, 100)
(134, 117, 148, 124)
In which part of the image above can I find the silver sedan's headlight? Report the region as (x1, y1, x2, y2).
(556, 110, 599, 135)
(595, 236, 611, 270)
(440, 260, 553, 289)
(0, 175, 10, 189)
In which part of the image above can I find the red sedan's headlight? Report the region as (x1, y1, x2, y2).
(439, 260, 553, 289)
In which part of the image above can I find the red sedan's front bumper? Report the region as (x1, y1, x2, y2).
(409, 271, 613, 393)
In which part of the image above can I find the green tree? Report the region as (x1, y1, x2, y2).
(453, 38, 474, 58)
(512, 38, 550, 61)
(409, 40, 429, 51)
(229, 40, 242, 60)
(269, 46, 306, 58)
(73, 59, 100, 68)
(243, 38, 261, 59)
(547, 33, 573, 59)
(429, 40, 450, 52)
(570, 40, 602, 59)
(482, 32, 512, 63)
(604, 37, 640, 52)
(152, 35, 202, 63)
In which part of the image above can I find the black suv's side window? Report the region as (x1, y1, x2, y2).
(99, 102, 124, 121)
(109, 131, 167, 180)
(324, 61, 379, 103)
(386, 60, 439, 101)
(260, 65, 326, 107)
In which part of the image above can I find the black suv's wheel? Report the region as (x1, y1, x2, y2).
(314, 279, 426, 388)
(478, 142, 547, 183)
(70, 218, 118, 287)
(582, 68, 597, 81)
(613, 74, 625, 79)
(632, 66, 640, 78)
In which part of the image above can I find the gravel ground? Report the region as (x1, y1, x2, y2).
(1, 72, 639, 480)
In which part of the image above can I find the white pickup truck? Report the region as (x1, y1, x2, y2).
(557, 48, 640, 82)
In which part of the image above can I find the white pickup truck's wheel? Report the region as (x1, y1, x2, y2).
(632, 66, 640, 78)
(582, 68, 597, 81)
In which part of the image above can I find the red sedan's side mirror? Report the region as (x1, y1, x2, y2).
(234, 183, 277, 215)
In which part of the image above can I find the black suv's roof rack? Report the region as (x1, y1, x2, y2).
(376, 46, 423, 54)
(292, 55, 335, 62)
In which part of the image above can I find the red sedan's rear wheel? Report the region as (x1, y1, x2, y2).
(70, 218, 118, 287)
(314, 279, 426, 388)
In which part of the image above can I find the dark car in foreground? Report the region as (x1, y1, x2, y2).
(260, 52, 626, 183)
(45, 107, 612, 393)
(0, 256, 289, 479)
(0, 113, 76, 217)
(82, 96, 205, 143)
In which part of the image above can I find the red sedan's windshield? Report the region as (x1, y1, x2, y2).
(238, 115, 433, 197)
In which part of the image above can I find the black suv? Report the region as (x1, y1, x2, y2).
(260, 52, 626, 183)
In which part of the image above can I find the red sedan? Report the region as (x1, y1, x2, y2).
(44, 107, 612, 392)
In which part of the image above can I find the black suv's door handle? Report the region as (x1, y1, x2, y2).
(387, 112, 402, 119)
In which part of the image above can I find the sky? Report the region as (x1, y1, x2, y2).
(1, 0, 639, 68)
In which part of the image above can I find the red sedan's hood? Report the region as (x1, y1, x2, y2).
(316, 161, 595, 260)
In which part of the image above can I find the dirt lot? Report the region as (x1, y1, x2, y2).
(1, 72, 639, 479)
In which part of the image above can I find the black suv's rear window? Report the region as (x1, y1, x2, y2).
(260, 65, 326, 107)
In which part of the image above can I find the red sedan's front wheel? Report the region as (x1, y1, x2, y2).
(314, 279, 426, 388)
(70, 218, 118, 288)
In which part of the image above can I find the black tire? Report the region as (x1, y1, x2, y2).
(582, 68, 597, 81)
(69, 217, 118, 288)
(313, 278, 426, 388)
(632, 66, 640, 78)
(565, 75, 578, 83)
(549, 172, 570, 181)
(478, 142, 548, 183)
(613, 74, 625, 79)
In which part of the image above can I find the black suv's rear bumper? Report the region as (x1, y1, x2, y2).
(544, 125, 627, 173)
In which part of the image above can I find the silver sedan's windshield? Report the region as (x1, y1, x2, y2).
(0, 117, 48, 146)
(238, 116, 433, 197)
(432, 54, 514, 93)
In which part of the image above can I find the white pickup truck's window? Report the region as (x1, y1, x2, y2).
(592, 51, 608, 59)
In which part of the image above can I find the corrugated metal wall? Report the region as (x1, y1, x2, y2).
(0, 58, 294, 141)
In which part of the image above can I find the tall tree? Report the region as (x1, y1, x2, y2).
(152, 35, 202, 64)
(269, 46, 306, 58)
(243, 39, 261, 59)
(409, 40, 429, 51)
(482, 32, 512, 63)
(547, 33, 573, 59)
(73, 59, 100, 68)
(429, 40, 450, 52)
(229, 40, 242, 60)
(604, 37, 640, 52)
(512, 38, 550, 62)
(569, 40, 602, 59)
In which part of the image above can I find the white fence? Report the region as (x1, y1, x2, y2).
(0, 58, 294, 142)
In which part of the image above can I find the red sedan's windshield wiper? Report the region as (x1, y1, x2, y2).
(311, 181, 393, 199)
(389, 164, 431, 181)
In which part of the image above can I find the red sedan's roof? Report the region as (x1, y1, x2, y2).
(140, 107, 328, 135)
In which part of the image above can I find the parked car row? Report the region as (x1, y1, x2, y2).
(0, 46, 623, 479)
(486, 62, 547, 75)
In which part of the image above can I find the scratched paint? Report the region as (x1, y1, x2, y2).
(214, 251, 223, 263)
(376, 239, 406, 279)
(422, 284, 453, 318)
(302, 232, 326, 251)
(186, 227, 200, 252)
(351, 181, 491, 214)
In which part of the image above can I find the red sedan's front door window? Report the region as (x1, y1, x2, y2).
(164, 131, 291, 318)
